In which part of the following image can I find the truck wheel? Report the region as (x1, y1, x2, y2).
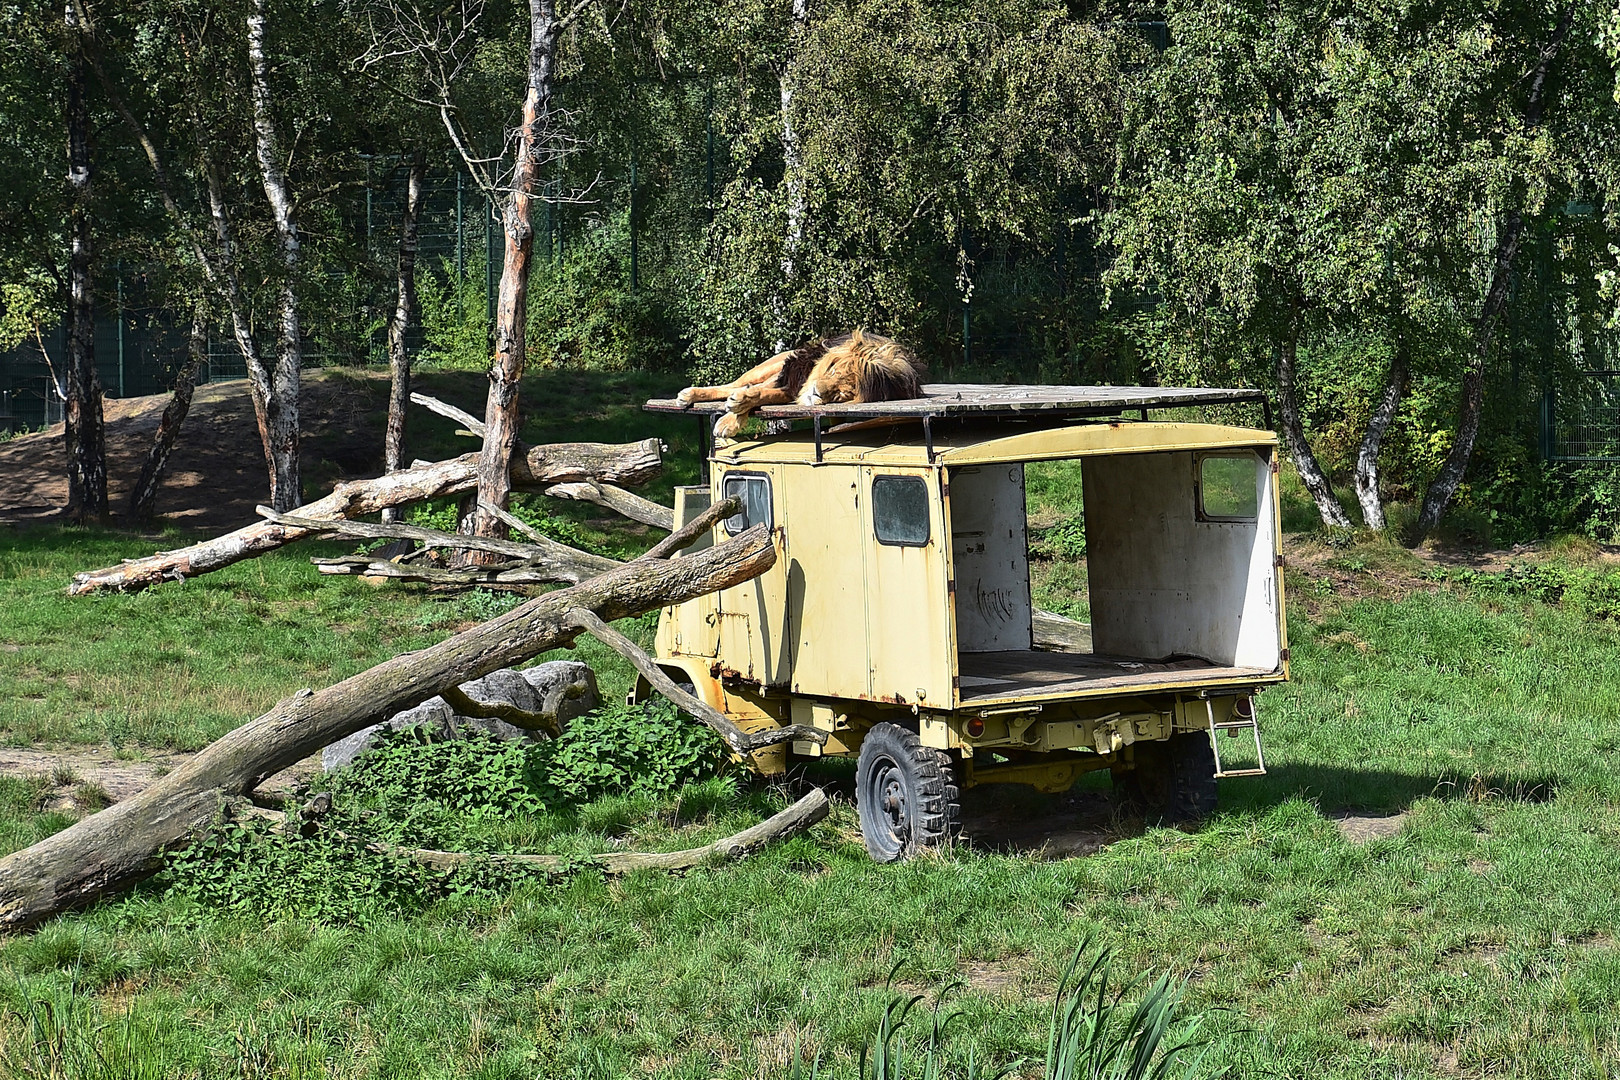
(855, 723, 961, 863)
(1114, 733, 1217, 824)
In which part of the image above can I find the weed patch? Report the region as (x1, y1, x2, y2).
(159, 701, 733, 922)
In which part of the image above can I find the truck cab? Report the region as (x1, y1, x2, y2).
(642, 385, 1287, 861)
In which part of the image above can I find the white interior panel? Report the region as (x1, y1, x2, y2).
(949, 464, 1032, 652)
(1082, 451, 1279, 668)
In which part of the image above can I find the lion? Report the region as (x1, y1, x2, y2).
(675, 330, 926, 438)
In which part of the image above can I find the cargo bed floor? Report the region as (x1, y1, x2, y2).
(957, 650, 1271, 701)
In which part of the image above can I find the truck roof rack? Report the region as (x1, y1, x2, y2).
(646, 384, 1272, 463)
(644, 383, 1268, 425)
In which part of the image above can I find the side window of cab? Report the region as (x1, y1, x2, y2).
(721, 473, 773, 535)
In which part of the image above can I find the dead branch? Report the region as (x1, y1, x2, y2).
(312, 496, 741, 586)
(68, 439, 660, 595)
(259, 506, 619, 580)
(641, 496, 734, 560)
(411, 391, 485, 436)
(440, 684, 559, 735)
(1032, 609, 1093, 654)
(0, 524, 774, 931)
(546, 481, 674, 531)
(310, 557, 569, 585)
(389, 788, 828, 874)
(565, 608, 826, 756)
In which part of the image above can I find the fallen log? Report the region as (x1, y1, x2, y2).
(67, 438, 661, 596)
(0, 522, 771, 931)
(389, 788, 829, 874)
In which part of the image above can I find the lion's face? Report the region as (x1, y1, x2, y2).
(796, 363, 861, 407)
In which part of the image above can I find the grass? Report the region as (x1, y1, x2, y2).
(4, 376, 1620, 1076)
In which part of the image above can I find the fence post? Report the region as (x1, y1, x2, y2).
(115, 263, 125, 397)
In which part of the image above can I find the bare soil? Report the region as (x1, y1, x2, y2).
(0, 370, 393, 532)
(0, 745, 321, 812)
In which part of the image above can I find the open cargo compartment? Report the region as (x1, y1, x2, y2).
(949, 448, 1283, 706)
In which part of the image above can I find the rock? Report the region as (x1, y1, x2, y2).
(321, 660, 599, 771)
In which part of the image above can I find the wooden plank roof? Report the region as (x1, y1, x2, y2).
(644, 383, 1268, 421)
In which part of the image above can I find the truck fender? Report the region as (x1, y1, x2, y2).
(628, 657, 725, 713)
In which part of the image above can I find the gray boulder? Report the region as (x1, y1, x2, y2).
(321, 659, 598, 771)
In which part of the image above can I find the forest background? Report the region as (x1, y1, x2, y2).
(2, 0, 1619, 545)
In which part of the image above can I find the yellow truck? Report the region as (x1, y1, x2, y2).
(641, 385, 1287, 861)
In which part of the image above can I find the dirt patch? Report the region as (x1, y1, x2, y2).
(0, 370, 392, 532)
(1332, 811, 1408, 844)
(0, 745, 321, 811)
(960, 788, 1128, 860)
(961, 957, 1029, 996)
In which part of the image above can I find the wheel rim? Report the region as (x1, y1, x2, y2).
(861, 753, 910, 859)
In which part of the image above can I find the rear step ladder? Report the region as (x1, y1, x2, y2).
(1204, 698, 1266, 778)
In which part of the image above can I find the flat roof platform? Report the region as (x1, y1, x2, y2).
(645, 384, 1269, 423)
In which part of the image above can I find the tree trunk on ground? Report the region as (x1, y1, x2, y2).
(471, 0, 560, 550)
(128, 305, 206, 523)
(389, 788, 828, 875)
(1276, 317, 1351, 528)
(1354, 345, 1408, 532)
(0, 525, 776, 931)
(1412, 6, 1572, 542)
(383, 151, 426, 525)
(247, 0, 302, 512)
(68, 438, 661, 595)
(64, 0, 106, 522)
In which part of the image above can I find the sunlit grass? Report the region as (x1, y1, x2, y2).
(3, 375, 1620, 1076)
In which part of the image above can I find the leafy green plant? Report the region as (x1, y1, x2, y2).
(534, 700, 730, 806)
(160, 700, 730, 921)
(1030, 517, 1087, 560)
(1043, 936, 1213, 1080)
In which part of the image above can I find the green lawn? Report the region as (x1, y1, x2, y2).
(3, 385, 1620, 1077)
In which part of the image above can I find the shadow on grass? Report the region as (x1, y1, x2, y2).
(781, 752, 1560, 861)
(1235, 763, 1559, 816)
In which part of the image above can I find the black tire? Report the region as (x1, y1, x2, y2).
(854, 723, 961, 862)
(1113, 732, 1217, 824)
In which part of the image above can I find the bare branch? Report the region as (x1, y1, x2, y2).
(546, 482, 674, 531)
(411, 391, 486, 435)
(565, 608, 827, 755)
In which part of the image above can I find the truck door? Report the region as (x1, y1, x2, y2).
(861, 467, 952, 708)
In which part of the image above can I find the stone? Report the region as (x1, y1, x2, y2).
(321, 660, 599, 771)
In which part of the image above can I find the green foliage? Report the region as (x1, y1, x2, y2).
(1029, 517, 1087, 560)
(1431, 560, 1620, 621)
(534, 699, 729, 806)
(415, 259, 492, 372)
(527, 213, 680, 371)
(160, 701, 729, 921)
(785, 938, 1213, 1079)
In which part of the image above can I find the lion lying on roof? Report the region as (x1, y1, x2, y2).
(676, 330, 926, 438)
